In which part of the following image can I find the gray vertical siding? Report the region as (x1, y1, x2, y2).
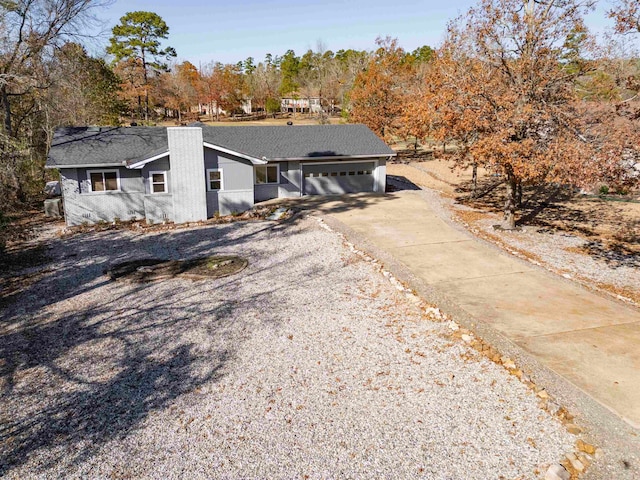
(375, 157, 387, 193)
(144, 195, 174, 223)
(254, 184, 279, 202)
(254, 161, 300, 202)
(204, 148, 254, 216)
(61, 167, 146, 226)
(168, 127, 208, 223)
(279, 160, 302, 198)
(141, 156, 171, 195)
(141, 156, 173, 223)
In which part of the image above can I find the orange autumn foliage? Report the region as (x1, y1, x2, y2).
(406, 0, 639, 228)
(350, 37, 412, 140)
(608, 0, 640, 35)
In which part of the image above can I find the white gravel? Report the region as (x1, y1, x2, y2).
(0, 216, 574, 479)
(456, 206, 640, 301)
(406, 176, 640, 303)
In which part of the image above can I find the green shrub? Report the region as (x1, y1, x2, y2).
(599, 185, 609, 195)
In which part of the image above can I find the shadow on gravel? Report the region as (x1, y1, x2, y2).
(578, 241, 640, 269)
(456, 179, 640, 269)
(0, 218, 290, 315)
(1, 340, 227, 474)
(0, 217, 319, 475)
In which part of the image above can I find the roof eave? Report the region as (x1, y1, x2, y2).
(45, 161, 126, 169)
(203, 141, 267, 164)
(267, 153, 397, 162)
(127, 151, 170, 169)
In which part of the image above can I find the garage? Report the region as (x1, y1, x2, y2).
(302, 161, 376, 195)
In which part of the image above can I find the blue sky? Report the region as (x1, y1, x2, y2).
(96, 0, 615, 65)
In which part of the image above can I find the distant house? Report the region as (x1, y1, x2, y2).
(46, 124, 395, 226)
(192, 99, 252, 117)
(281, 97, 323, 114)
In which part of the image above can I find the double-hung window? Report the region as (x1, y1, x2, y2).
(207, 169, 223, 191)
(255, 164, 279, 184)
(149, 171, 167, 193)
(88, 170, 119, 192)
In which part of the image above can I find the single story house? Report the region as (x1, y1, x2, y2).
(46, 124, 395, 226)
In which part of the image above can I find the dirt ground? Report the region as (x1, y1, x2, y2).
(387, 152, 640, 304)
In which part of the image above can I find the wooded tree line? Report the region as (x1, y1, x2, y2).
(0, 0, 118, 213)
(0, 0, 638, 230)
(115, 41, 434, 123)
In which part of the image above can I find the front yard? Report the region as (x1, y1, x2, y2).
(0, 216, 573, 478)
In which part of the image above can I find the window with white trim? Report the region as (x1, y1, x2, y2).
(207, 169, 223, 191)
(88, 170, 120, 192)
(255, 164, 279, 184)
(149, 171, 167, 193)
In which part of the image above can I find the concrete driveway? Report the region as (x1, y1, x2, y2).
(289, 190, 640, 430)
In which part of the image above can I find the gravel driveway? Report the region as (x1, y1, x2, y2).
(0, 216, 573, 479)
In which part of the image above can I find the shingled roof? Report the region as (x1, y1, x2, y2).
(46, 124, 395, 168)
(202, 124, 395, 160)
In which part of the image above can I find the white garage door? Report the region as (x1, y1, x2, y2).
(302, 162, 375, 195)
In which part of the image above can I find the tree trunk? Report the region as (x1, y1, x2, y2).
(144, 88, 149, 123)
(142, 50, 149, 123)
(502, 172, 518, 230)
(1, 85, 12, 137)
(414, 136, 419, 152)
(516, 181, 523, 207)
(471, 162, 478, 197)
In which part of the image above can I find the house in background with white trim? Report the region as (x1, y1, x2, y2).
(46, 124, 395, 226)
(281, 97, 323, 114)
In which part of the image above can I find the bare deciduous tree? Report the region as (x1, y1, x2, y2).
(0, 0, 107, 208)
